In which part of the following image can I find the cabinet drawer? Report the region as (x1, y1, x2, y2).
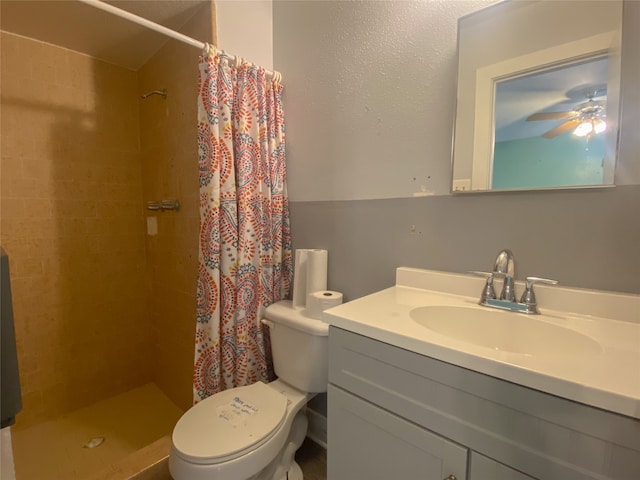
(328, 384, 467, 480)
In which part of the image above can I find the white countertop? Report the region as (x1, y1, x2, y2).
(323, 268, 640, 419)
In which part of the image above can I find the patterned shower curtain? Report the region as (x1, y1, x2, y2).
(193, 46, 292, 403)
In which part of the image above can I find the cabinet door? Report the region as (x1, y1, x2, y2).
(328, 385, 467, 480)
(470, 452, 536, 480)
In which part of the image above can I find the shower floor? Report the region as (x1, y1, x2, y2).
(11, 383, 184, 480)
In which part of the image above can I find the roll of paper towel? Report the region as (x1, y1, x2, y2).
(292, 249, 328, 309)
(305, 250, 328, 306)
(306, 290, 343, 320)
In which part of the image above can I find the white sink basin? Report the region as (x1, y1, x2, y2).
(324, 268, 640, 418)
(410, 305, 603, 357)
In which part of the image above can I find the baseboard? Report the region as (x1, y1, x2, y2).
(306, 408, 327, 449)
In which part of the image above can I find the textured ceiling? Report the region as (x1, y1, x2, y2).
(0, 0, 208, 70)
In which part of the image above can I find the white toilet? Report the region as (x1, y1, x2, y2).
(169, 300, 329, 480)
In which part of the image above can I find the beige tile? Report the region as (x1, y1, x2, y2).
(2, 3, 216, 434)
(3, 33, 148, 427)
(0, 154, 23, 181)
(1, 197, 25, 219)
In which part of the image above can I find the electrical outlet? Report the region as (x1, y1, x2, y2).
(453, 179, 471, 192)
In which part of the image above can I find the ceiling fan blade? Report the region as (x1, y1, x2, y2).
(526, 111, 577, 121)
(542, 118, 583, 138)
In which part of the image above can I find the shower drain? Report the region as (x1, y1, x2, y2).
(83, 436, 106, 449)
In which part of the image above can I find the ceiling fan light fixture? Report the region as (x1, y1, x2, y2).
(593, 118, 607, 134)
(573, 121, 593, 137)
(573, 117, 606, 137)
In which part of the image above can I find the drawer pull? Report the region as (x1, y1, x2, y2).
(443, 476, 457, 480)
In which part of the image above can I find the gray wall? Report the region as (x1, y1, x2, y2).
(290, 186, 640, 301)
(275, 1, 640, 299)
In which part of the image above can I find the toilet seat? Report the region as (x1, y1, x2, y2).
(172, 382, 288, 465)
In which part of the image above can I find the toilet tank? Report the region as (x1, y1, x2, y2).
(263, 300, 329, 393)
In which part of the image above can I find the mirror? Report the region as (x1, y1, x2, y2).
(451, 0, 623, 193)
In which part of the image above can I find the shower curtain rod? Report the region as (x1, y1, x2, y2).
(77, 0, 279, 80)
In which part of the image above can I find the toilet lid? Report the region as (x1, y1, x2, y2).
(172, 382, 288, 464)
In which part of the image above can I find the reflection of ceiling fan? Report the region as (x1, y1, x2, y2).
(526, 88, 607, 139)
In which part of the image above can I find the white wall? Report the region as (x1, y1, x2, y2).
(215, 0, 273, 70)
(273, 0, 495, 202)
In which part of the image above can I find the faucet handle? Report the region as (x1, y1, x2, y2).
(470, 271, 496, 302)
(520, 276, 558, 305)
(469, 270, 492, 278)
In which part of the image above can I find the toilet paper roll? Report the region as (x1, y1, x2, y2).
(306, 290, 343, 321)
(292, 249, 328, 308)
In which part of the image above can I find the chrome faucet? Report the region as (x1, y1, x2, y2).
(492, 249, 516, 301)
(473, 250, 557, 314)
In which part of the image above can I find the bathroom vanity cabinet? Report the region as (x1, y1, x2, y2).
(327, 327, 640, 480)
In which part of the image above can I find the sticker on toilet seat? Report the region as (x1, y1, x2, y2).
(217, 396, 259, 426)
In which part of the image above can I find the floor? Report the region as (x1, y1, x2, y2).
(10, 383, 184, 480)
(296, 437, 327, 480)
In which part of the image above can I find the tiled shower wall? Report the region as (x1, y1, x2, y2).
(138, 5, 215, 412)
(0, 1, 216, 425)
(0, 33, 151, 427)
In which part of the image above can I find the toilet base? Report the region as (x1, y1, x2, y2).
(285, 461, 303, 480)
(275, 461, 302, 480)
(260, 409, 308, 480)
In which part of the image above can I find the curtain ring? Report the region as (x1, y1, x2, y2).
(205, 43, 217, 56)
(236, 56, 245, 68)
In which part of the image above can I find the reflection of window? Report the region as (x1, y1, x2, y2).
(491, 56, 609, 190)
